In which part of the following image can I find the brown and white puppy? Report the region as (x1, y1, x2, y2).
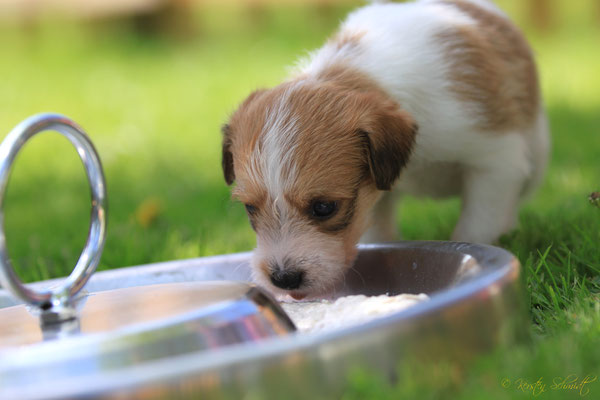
(221, 0, 549, 299)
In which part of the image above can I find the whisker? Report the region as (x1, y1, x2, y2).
(349, 265, 367, 287)
(233, 260, 255, 282)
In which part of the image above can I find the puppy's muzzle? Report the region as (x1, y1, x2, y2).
(269, 266, 304, 290)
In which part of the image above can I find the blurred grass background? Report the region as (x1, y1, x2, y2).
(0, 0, 597, 279)
(0, 0, 598, 398)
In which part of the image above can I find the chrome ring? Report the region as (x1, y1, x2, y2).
(0, 113, 107, 312)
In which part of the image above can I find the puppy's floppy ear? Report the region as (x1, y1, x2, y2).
(221, 88, 268, 186)
(360, 105, 417, 191)
(221, 124, 235, 185)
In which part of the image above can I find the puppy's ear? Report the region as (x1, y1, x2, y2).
(360, 106, 417, 191)
(221, 88, 268, 186)
(221, 124, 235, 185)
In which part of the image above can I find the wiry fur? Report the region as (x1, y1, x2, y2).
(222, 0, 549, 297)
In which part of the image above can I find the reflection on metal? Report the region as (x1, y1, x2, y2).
(0, 113, 107, 325)
(42, 318, 81, 342)
(0, 281, 295, 350)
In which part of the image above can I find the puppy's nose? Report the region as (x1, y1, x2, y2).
(269, 268, 304, 290)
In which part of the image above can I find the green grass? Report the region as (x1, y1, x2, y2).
(0, 0, 599, 398)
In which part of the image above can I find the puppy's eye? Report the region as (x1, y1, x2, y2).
(245, 204, 257, 215)
(311, 201, 337, 219)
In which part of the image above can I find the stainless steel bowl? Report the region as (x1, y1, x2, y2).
(0, 241, 526, 400)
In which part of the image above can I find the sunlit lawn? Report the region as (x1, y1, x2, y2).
(0, 0, 598, 398)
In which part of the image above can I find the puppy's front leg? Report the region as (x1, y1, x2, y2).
(452, 165, 526, 245)
(361, 191, 400, 243)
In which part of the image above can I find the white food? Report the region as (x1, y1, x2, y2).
(281, 293, 429, 333)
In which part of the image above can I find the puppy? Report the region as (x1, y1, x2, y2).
(221, 0, 549, 298)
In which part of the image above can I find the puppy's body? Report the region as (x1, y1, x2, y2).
(303, 0, 548, 243)
(223, 0, 549, 297)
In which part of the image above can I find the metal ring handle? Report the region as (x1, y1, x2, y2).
(0, 113, 107, 314)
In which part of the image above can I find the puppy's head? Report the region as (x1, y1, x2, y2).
(222, 68, 416, 298)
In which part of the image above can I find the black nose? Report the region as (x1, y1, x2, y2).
(270, 269, 304, 290)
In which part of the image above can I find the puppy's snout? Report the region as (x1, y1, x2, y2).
(269, 267, 304, 290)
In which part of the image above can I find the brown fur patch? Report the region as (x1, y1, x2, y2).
(329, 30, 366, 51)
(314, 64, 382, 93)
(289, 67, 417, 193)
(436, 0, 540, 131)
(257, 259, 270, 279)
(226, 66, 416, 201)
(340, 184, 380, 266)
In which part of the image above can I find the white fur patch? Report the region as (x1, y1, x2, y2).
(243, 83, 304, 216)
(262, 95, 298, 196)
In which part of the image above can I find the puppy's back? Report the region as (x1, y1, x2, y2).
(299, 0, 540, 135)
